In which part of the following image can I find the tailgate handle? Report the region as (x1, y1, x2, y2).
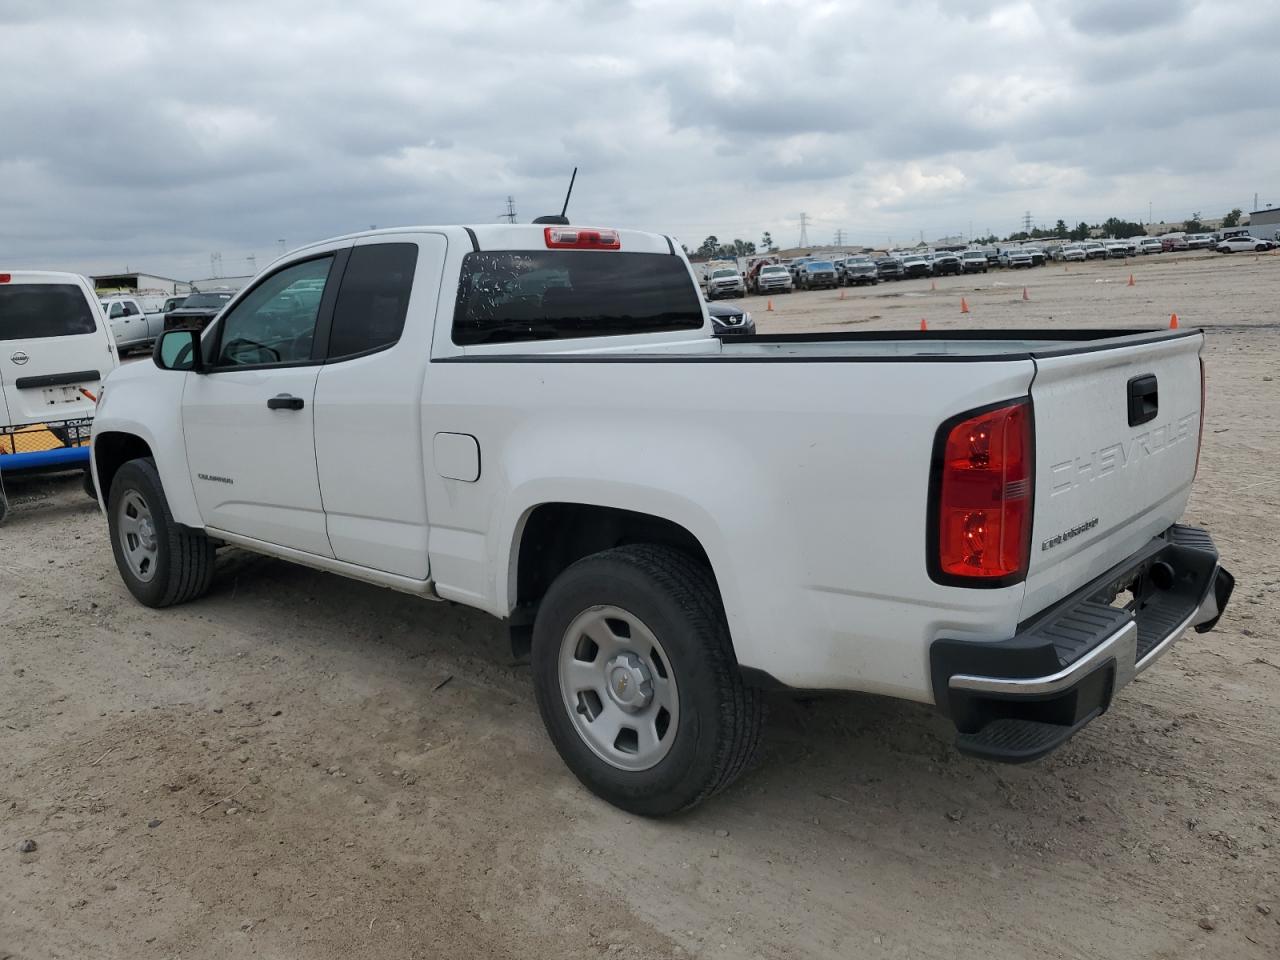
(1127, 374, 1159, 427)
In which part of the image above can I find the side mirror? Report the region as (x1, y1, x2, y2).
(153, 328, 204, 372)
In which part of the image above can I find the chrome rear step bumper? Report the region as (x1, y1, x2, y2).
(930, 525, 1233, 763)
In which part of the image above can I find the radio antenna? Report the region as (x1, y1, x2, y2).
(534, 167, 578, 225)
(560, 167, 577, 218)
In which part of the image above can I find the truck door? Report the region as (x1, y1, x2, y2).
(109, 300, 145, 347)
(312, 234, 446, 579)
(181, 251, 346, 557)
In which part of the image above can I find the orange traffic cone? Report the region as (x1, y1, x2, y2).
(1169, 313, 1179, 329)
(1064, 264, 1069, 272)
(920, 317, 928, 331)
(839, 289, 846, 300)
(766, 299, 774, 312)
(1127, 273, 1135, 287)
(930, 279, 937, 291)
(960, 297, 970, 314)
(1022, 287, 1030, 301)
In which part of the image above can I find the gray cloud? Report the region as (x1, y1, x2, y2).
(0, 0, 1276, 276)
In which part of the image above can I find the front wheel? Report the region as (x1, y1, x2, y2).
(531, 545, 763, 816)
(108, 458, 216, 608)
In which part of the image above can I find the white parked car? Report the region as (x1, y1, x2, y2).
(1216, 235, 1273, 253)
(705, 267, 746, 300)
(90, 224, 1233, 815)
(999, 248, 1033, 268)
(1, 270, 117, 519)
(1082, 240, 1107, 260)
(100, 296, 157, 352)
(752, 263, 793, 294)
(1104, 240, 1130, 259)
(1138, 238, 1164, 255)
(1058, 244, 1087, 262)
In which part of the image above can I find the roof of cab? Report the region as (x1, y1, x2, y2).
(1, 270, 92, 284)
(282, 224, 678, 264)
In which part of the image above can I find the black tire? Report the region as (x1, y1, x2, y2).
(107, 457, 215, 608)
(82, 469, 97, 500)
(531, 544, 764, 817)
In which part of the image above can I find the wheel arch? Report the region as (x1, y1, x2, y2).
(504, 497, 735, 659)
(92, 431, 154, 509)
(513, 502, 713, 604)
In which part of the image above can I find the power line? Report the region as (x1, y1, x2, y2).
(498, 196, 517, 223)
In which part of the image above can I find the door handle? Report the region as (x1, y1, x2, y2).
(267, 394, 305, 411)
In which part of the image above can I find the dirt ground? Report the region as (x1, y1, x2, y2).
(2, 250, 1277, 959)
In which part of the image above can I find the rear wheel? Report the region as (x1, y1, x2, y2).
(531, 545, 763, 816)
(108, 458, 215, 608)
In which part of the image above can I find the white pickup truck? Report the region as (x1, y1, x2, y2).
(90, 224, 1234, 815)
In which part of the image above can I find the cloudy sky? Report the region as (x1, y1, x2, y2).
(1, 0, 1276, 279)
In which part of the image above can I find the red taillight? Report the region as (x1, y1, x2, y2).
(1195, 357, 1205, 479)
(544, 226, 621, 250)
(932, 400, 1033, 583)
(0, 273, 10, 283)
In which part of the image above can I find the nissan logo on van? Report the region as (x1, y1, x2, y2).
(9, 351, 29, 365)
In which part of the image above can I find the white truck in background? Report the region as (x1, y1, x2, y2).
(90, 224, 1233, 815)
(98, 291, 184, 353)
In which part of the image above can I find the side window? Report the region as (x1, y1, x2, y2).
(327, 243, 417, 359)
(123, 301, 140, 316)
(213, 256, 333, 367)
(109, 302, 126, 319)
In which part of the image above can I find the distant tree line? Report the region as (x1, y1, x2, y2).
(695, 236, 758, 259)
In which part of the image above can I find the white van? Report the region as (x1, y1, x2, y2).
(1, 270, 118, 518)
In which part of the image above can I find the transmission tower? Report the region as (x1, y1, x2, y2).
(1022, 210, 1033, 234)
(498, 196, 517, 223)
(798, 212, 810, 248)
(210, 252, 222, 278)
(833, 228, 845, 247)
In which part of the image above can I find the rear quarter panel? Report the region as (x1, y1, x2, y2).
(421, 356, 1037, 702)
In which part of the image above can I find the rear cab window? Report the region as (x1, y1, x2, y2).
(0, 284, 98, 340)
(452, 250, 703, 346)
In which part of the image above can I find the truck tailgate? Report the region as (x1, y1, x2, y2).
(1022, 332, 1203, 620)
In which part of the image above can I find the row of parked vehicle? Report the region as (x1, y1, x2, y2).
(704, 228, 1275, 297)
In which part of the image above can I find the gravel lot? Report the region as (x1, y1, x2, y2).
(2, 250, 1277, 959)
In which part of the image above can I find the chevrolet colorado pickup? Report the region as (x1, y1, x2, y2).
(90, 224, 1233, 816)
